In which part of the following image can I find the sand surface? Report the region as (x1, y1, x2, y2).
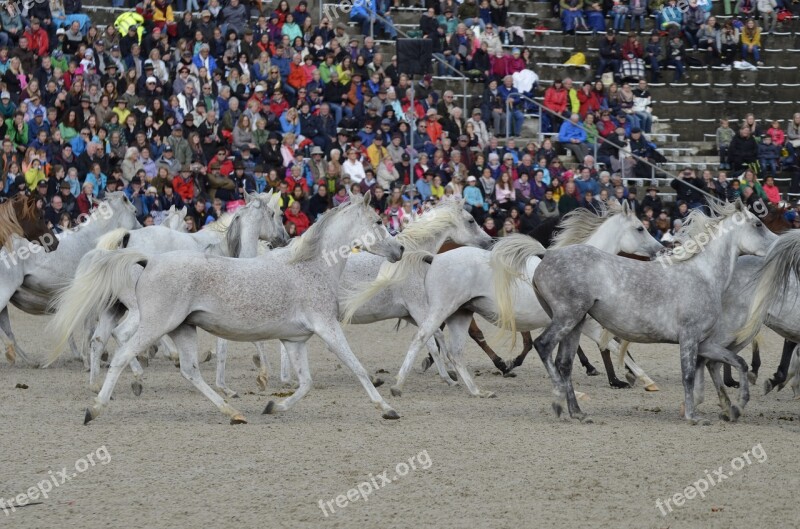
(1, 307, 798, 529)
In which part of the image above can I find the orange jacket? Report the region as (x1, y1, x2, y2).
(287, 62, 308, 90)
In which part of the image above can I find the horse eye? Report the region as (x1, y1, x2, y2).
(637, 226, 644, 232)
(375, 220, 382, 225)
(755, 222, 763, 228)
(469, 219, 475, 224)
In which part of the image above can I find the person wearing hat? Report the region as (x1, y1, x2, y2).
(641, 183, 663, 216)
(167, 121, 192, 166)
(307, 146, 326, 182)
(366, 133, 389, 170)
(596, 28, 621, 82)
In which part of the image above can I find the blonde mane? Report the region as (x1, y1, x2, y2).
(340, 200, 466, 324)
(550, 201, 623, 249)
(0, 197, 26, 250)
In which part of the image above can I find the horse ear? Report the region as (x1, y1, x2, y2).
(179, 206, 187, 217)
(268, 192, 281, 213)
(168, 204, 176, 214)
(735, 198, 745, 211)
(243, 190, 253, 204)
(363, 191, 372, 206)
(621, 200, 630, 216)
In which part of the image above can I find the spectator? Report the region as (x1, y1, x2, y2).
(670, 167, 707, 210)
(741, 18, 763, 66)
(558, 113, 591, 161)
(728, 126, 759, 175)
(758, 135, 781, 177)
(596, 29, 622, 82)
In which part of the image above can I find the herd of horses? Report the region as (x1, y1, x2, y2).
(2, 191, 800, 425)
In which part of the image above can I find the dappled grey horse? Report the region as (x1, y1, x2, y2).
(48, 193, 405, 425)
(492, 200, 777, 424)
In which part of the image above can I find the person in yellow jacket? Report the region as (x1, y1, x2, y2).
(741, 18, 763, 65)
(114, 12, 144, 44)
(563, 78, 581, 115)
(24, 158, 46, 192)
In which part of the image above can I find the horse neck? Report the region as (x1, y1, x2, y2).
(685, 220, 740, 288)
(305, 216, 367, 280)
(584, 217, 623, 254)
(231, 216, 262, 258)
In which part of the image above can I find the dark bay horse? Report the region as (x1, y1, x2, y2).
(0, 194, 59, 252)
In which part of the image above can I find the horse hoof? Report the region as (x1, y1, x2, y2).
(420, 356, 433, 372)
(502, 370, 517, 378)
(625, 372, 637, 385)
(719, 412, 731, 422)
(131, 381, 143, 397)
(382, 410, 400, 420)
(372, 377, 385, 388)
(84, 408, 95, 425)
(579, 415, 594, 424)
(256, 374, 268, 391)
(230, 414, 248, 425)
(5, 347, 15, 364)
(262, 401, 276, 415)
(448, 370, 458, 381)
(576, 391, 590, 402)
(478, 391, 496, 398)
(747, 372, 757, 384)
(610, 379, 631, 389)
(585, 366, 599, 376)
(724, 378, 739, 389)
(199, 350, 212, 363)
(763, 379, 775, 395)
(552, 402, 563, 417)
(100, 352, 109, 362)
(390, 386, 402, 397)
(730, 405, 741, 422)
(644, 383, 660, 392)
(137, 355, 149, 368)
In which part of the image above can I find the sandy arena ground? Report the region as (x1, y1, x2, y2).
(1, 306, 799, 529)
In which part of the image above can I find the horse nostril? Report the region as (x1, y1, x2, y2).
(399, 245, 405, 254)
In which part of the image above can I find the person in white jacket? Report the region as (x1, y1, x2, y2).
(631, 79, 654, 133)
(467, 108, 490, 148)
(757, 0, 777, 33)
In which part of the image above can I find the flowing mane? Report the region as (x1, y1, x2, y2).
(659, 200, 739, 264)
(340, 200, 466, 324)
(287, 199, 355, 263)
(550, 202, 623, 249)
(0, 196, 34, 249)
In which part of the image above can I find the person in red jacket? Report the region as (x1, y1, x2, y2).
(23, 18, 49, 58)
(284, 200, 310, 235)
(207, 146, 235, 177)
(172, 164, 196, 203)
(577, 82, 601, 118)
(542, 78, 568, 133)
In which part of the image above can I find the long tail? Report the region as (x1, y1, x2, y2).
(489, 234, 546, 343)
(737, 233, 800, 345)
(45, 249, 148, 365)
(95, 228, 131, 250)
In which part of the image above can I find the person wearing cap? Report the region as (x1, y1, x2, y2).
(641, 183, 664, 216)
(166, 122, 191, 166)
(366, 133, 389, 169)
(596, 29, 621, 82)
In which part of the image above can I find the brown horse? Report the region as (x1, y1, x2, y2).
(0, 194, 59, 252)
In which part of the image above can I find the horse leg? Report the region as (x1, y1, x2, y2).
(68, 336, 87, 368)
(467, 317, 511, 374)
(314, 320, 398, 419)
(699, 342, 749, 422)
(160, 336, 180, 363)
(169, 324, 247, 424)
(765, 339, 796, 394)
(214, 337, 238, 399)
(600, 348, 630, 388)
(421, 322, 446, 372)
(678, 337, 705, 424)
(279, 341, 295, 385)
(89, 306, 122, 393)
(444, 311, 495, 397)
(576, 346, 599, 377)
(263, 341, 313, 414)
(749, 338, 761, 384)
(534, 317, 586, 419)
(253, 341, 270, 391)
(705, 361, 734, 421)
(788, 346, 800, 399)
(393, 318, 442, 397)
(428, 330, 458, 385)
(620, 348, 659, 391)
(0, 306, 33, 366)
(554, 324, 591, 422)
(86, 328, 161, 424)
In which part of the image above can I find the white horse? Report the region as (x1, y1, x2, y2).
(48, 193, 404, 424)
(252, 199, 493, 391)
(84, 192, 288, 395)
(492, 200, 776, 423)
(344, 202, 663, 398)
(0, 193, 140, 366)
(159, 205, 189, 232)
